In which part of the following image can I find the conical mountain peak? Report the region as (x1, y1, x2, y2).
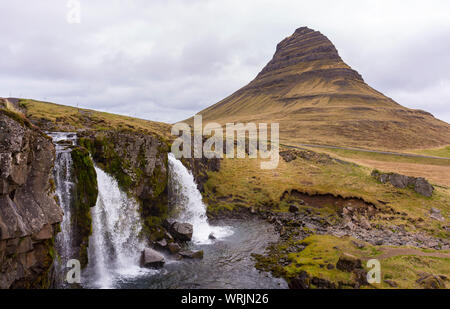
(192, 27, 450, 150)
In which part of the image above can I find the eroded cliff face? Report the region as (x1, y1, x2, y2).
(78, 130, 169, 236)
(0, 111, 63, 289)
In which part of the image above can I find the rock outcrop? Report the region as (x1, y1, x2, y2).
(371, 170, 434, 197)
(0, 111, 63, 289)
(181, 156, 220, 193)
(170, 222, 193, 242)
(78, 130, 169, 237)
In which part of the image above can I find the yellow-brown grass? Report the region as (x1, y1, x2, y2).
(20, 99, 172, 139)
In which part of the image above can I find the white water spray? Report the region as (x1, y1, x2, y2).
(168, 153, 233, 244)
(87, 167, 151, 288)
(50, 132, 77, 287)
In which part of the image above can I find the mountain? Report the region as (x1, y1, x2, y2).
(190, 27, 450, 150)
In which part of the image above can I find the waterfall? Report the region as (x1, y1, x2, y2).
(86, 167, 150, 289)
(168, 153, 233, 244)
(49, 132, 77, 287)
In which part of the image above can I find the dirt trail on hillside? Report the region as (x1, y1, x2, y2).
(286, 143, 450, 160)
(283, 143, 450, 186)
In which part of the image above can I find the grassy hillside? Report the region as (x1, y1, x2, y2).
(203, 151, 449, 236)
(201, 149, 450, 288)
(17, 98, 172, 139)
(302, 146, 450, 187)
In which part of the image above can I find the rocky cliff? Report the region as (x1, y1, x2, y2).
(192, 27, 450, 150)
(78, 130, 169, 238)
(0, 110, 63, 289)
(70, 146, 98, 268)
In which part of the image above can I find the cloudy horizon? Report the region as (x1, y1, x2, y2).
(1, 0, 449, 124)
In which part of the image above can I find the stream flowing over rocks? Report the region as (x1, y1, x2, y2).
(47, 140, 285, 288)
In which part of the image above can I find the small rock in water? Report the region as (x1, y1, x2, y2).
(168, 242, 181, 254)
(141, 248, 165, 269)
(208, 233, 216, 240)
(155, 239, 168, 249)
(179, 250, 204, 259)
(171, 222, 193, 241)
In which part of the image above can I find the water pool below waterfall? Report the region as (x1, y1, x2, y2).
(92, 218, 287, 289)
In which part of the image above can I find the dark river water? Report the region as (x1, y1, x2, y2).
(93, 219, 287, 289)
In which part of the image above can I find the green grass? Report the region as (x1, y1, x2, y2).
(257, 234, 449, 289)
(381, 255, 449, 288)
(203, 151, 449, 237)
(412, 146, 450, 159)
(314, 147, 450, 167)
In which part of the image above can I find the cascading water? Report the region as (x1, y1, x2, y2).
(49, 132, 77, 287)
(85, 167, 150, 289)
(51, 146, 285, 289)
(168, 153, 233, 244)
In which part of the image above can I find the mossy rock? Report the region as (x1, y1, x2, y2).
(71, 146, 98, 268)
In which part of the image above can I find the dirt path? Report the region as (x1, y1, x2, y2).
(283, 143, 450, 160)
(378, 247, 450, 260)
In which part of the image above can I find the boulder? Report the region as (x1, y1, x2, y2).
(179, 250, 204, 259)
(429, 208, 444, 222)
(208, 233, 216, 240)
(336, 253, 362, 272)
(353, 268, 368, 288)
(163, 219, 176, 230)
(372, 170, 434, 197)
(413, 178, 434, 197)
(168, 242, 181, 254)
(171, 222, 193, 241)
(389, 173, 410, 188)
(288, 271, 310, 289)
(289, 205, 299, 213)
(141, 248, 165, 268)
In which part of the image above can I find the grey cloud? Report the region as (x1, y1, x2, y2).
(0, 0, 449, 124)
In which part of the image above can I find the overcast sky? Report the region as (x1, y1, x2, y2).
(1, 0, 449, 123)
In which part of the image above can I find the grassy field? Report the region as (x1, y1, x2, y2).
(259, 234, 450, 289)
(203, 150, 449, 237)
(411, 146, 450, 159)
(302, 147, 450, 187)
